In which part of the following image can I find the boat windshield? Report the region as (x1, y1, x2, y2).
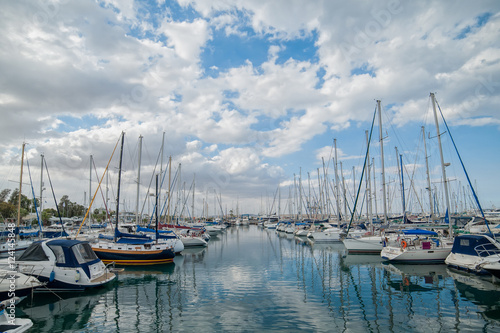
(47, 245, 66, 264)
(72, 243, 99, 264)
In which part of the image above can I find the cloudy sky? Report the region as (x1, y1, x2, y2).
(1, 0, 499, 219)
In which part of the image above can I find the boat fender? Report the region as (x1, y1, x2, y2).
(49, 270, 55, 282)
(401, 240, 407, 249)
(75, 271, 80, 283)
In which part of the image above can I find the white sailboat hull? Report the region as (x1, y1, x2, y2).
(343, 236, 384, 254)
(381, 240, 453, 264)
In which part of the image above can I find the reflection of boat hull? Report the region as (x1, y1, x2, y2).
(93, 245, 175, 265)
(384, 263, 449, 278)
(342, 254, 383, 266)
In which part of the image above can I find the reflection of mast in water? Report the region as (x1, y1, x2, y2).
(339, 253, 383, 331)
(96, 265, 177, 331)
(291, 242, 345, 331)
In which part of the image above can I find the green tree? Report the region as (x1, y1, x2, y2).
(0, 202, 16, 219)
(57, 195, 85, 218)
(8, 189, 31, 211)
(0, 189, 11, 203)
(41, 208, 57, 224)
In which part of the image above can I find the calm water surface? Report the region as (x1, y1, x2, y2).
(18, 225, 500, 332)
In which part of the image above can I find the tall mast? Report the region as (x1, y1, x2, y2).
(17, 143, 25, 228)
(39, 154, 44, 213)
(298, 167, 302, 220)
(166, 156, 172, 224)
(317, 169, 322, 218)
(114, 132, 125, 242)
(334, 139, 341, 222)
(371, 157, 378, 220)
(422, 126, 434, 221)
(365, 130, 372, 224)
(340, 161, 347, 220)
(316, 168, 325, 218)
(106, 169, 109, 218)
(155, 174, 159, 243)
(430, 92, 451, 233)
(307, 172, 311, 217)
(278, 183, 281, 220)
(135, 135, 143, 225)
(321, 157, 329, 217)
(192, 174, 195, 221)
(377, 100, 388, 223)
(395, 147, 404, 217)
(293, 174, 297, 219)
(89, 155, 92, 221)
(178, 163, 182, 223)
(159, 132, 165, 210)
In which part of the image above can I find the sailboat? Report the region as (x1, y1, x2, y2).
(0, 143, 33, 256)
(380, 93, 454, 263)
(343, 101, 387, 254)
(91, 133, 175, 265)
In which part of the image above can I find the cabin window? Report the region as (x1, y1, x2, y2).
(48, 245, 66, 264)
(459, 239, 469, 247)
(72, 243, 99, 264)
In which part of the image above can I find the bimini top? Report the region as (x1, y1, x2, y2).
(18, 239, 101, 268)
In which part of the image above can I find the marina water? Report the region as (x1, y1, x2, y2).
(17, 225, 500, 332)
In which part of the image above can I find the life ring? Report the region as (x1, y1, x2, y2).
(401, 240, 408, 249)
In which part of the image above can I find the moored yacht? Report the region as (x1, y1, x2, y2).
(445, 234, 500, 278)
(6, 239, 116, 291)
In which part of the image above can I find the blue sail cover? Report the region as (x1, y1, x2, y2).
(401, 229, 438, 236)
(115, 229, 152, 239)
(136, 226, 177, 239)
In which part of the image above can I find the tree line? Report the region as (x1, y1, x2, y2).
(0, 189, 110, 224)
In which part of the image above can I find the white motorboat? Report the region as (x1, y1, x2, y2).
(8, 239, 117, 291)
(445, 234, 500, 278)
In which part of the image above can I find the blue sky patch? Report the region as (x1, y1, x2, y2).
(200, 28, 271, 78)
(350, 63, 375, 77)
(455, 12, 492, 40)
(275, 30, 319, 65)
(56, 115, 111, 132)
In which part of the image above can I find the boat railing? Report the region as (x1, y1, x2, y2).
(474, 243, 500, 258)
